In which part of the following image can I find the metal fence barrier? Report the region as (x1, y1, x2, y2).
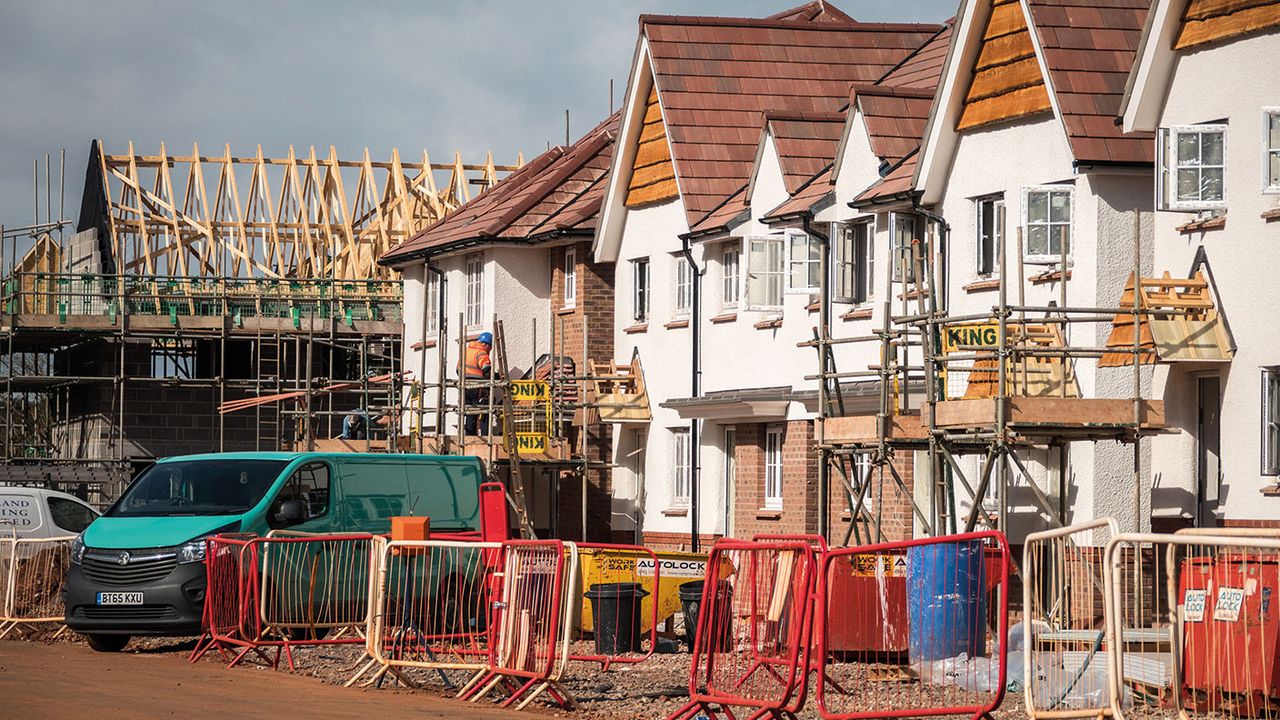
(1022, 519, 1120, 720)
(0, 535, 76, 638)
(817, 530, 1011, 720)
(569, 542, 661, 670)
(666, 538, 817, 720)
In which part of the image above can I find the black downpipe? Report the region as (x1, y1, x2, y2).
(801, 214, 831, 541)
(679, 238, 704, 551)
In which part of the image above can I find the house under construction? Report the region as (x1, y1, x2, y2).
(0, 141, 516, 503)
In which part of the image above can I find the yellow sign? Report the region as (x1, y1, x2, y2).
(511, 380, 550, 402)
(576, 549, 712, 632)
(513, 432, 548, 454)
(849, 553, 908, 578)
(941, 323, 999, 353)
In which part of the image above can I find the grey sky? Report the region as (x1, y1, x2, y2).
(0, 0, 956, 232)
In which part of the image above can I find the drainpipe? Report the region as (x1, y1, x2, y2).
(679, 238, 704, 552)
(801, 214, 831, 540)
(911, 205, 953, 532)
(426, 262, 447, 441)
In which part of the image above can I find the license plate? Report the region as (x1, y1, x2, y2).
(97, 592, 144, 605)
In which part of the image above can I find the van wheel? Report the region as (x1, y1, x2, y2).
(85, 634, 130, 652)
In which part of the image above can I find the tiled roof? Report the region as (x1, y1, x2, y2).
(856, 85, 936, 165)
(761, 163, 834, 222)
(764, 111, 846, 193)
(641, 8, 943, 226)
(853, 148, 919, 206)
(875, 22, 954, 89)
(1025, 0, 1155, 164)
(685, 183, 749, 238)
(382, 113, 619, 263)
(768, 0, 858, 25)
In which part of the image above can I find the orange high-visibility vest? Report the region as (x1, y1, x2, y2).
(464, 341, 492, 378)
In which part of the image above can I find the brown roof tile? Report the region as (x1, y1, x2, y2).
(852, 148, 920, 206)
(763, 111, 846, 193)
(381, 112, 621, 264)
(641, 6, 942, 226)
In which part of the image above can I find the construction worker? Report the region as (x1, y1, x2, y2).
(463, 331, 494, 435)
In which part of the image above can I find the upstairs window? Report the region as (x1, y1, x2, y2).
(975, 195, 1004, 276)
(674, 254, 692, 317)
(672, 428, 691, 506)
(464, 254, 484, 329)
(1265, 110, 1280, 193)
(563, 248, 576, 308)
(1023, 187, 1072, 262)
(1160, 125, 1227, 210)
(631, 258, 650, 322)
(744, 236, 785, 311)
(833, 221, 873, 304)
(721, 245, 741, 309)
(424, 272, 439, 335)
(891, 213, 921, 282)
(788, 232, 822, 291)
(1264, 367, 1280, 476)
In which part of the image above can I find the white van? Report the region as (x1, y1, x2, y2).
(0, 487, 99, 539)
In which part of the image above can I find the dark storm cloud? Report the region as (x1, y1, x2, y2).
(0, 0, 956, 229)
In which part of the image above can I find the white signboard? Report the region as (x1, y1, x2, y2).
(1183, 588, 1207, 622)
(1214, 586, 1245, 622)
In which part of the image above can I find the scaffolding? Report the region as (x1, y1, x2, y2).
(807, 212, 1176, 547)
(0, 142, 517, 505)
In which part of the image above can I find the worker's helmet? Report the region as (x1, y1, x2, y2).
(477, 331, 493, 346)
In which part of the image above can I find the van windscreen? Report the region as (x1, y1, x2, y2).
(106, 459, 287, 517)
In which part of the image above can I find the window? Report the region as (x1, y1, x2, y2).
(271, 462, 330, 527)
(1023, 187, 1072, 261)
(424, 272, 439, 335)
(1264, 367, 1280, 476)
(674, 254, 692, 317)
(464, 254, 484, 328)
(834, 221, 873, 304)
(563, 248, 576, 308)
(1160, 125, 1226, 210)
(744, 236, 785, 310)
(672, 428, 691, 506)
(788, 232, 822, 291)
(632, 258, 650, 322)
(1265, 110, 1280, 193)
(891, 213, 920, 282)
(721, 245, 740, 308)
(764, 426, 784, 510)
(976, 195, 1005, 276)
(47, 497, 96, 533)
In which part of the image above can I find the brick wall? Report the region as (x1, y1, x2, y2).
(548, 240, 617, 542)
(827, 451, 916, 543)
(732, 420, 820, 539)
(641, 530, 721, 552)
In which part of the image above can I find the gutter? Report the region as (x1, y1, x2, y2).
(678, 236, 704, 552)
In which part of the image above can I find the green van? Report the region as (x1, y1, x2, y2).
(62, 451, 486, 651)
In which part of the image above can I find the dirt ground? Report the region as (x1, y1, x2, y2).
(0, 640, 532, 720)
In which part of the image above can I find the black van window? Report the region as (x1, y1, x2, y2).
(270, 462, 330, 527)
(48, 497, 96, 533)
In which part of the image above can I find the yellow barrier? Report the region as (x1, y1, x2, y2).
(576, 548, 710, 632)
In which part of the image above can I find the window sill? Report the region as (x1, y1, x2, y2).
(754, 317, 783, 330)
(755, 509, 783, 520)
(665, 318, 690, 329)
(1177, 215, 1226, 233)
(623, 323, 649, 334)
(556, 306, 576, 316)
(897, 288, 929, 300)
(1262, 207, 1280, 221)
(410, 339, 437, 350)
(963, 279, 1000, 293)
(710, 312, 737, 324)
(1261, 485, 1280, 497)
(805, 301, 821, 314)
(840, 308, 872, 321)
(662, 507, 689, 517)
(1030, 269, 1071, 284)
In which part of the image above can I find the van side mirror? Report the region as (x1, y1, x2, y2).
(272, 499, 307, 527)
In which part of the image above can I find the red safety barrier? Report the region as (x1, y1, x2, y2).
(666, 539, 817, 720)
(191, 533, 377, 671)
(569, 542, 661, 670)
(817, 531, 1011, 720)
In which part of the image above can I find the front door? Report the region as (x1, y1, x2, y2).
(1196, 376, 1221, 526)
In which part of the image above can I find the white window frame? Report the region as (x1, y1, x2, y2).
(423, 271, 439, 335)
(1264, 367, 1280, 476)
(562, 248, 576, 309)
(1021, 186, 1073, 264)
(631, 258, 650, 322)
(833, 220, 874, 305)
(464, 254, 484, 329)
(787, 231, 821, 292)
(674, 253, 692, 318)
(975, 195, 1005, 277)
(744, 235, 785, 311)
(890, 212, 920, 282)
(672, 428, 691, 506)
(1161, 124, 1227, 211)
(1264, 109, 1280, 194)
(721, 243, 741, 309)
(763, 425, 784, 510)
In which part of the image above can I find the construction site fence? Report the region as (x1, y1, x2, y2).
(1021, 525, 1280, 720)
(569, 542, 661, 670)
(2, 272, 403, 323)
(0, 534, 76, 638)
